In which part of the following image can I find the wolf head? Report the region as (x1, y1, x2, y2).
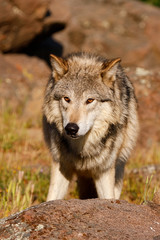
(44, 53, 122, 139)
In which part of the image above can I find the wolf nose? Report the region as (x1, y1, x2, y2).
(65, 123, 79, 136)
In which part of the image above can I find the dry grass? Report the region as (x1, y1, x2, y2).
(0, 103, 50, 218)
(122, 146, 160, 204)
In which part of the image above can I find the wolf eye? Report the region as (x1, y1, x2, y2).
(64, 97, 70, 103)
(86, 98, 95, 104)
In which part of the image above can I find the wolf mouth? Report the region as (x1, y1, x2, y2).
(69, 134, 80, 139)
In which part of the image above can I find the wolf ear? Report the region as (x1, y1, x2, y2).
(50, 54, 68, 81)
(101, 58, 121, 87)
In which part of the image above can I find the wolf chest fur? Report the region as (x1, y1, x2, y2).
(43, 52, 139, 200)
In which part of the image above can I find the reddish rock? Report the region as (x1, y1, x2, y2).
(0, 53, 50, 119)
(0, 0, 69, 52)
(0, 199, 160, 239)
(128, 67, 160, 148)
(53, 0, 160, 69)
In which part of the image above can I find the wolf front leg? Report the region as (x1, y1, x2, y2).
(94, 167, 115, 199)
(114, 158, 125, 199)
(47, 161, 70, 201)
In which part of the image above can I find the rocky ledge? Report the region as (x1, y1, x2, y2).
(0, 199, 160, 240)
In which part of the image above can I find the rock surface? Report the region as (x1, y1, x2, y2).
(0, 53, 50, 123)
(127, 67, 160, 148)
(0, 199, 160, 240)
(54, 0, 160, 69)
(0, 0, 69, 52)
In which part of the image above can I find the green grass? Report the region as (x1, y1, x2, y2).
(140, 0, 160, 7)
(0, 165, 50, 217)
(0, 170, 34, 217)
(0, 102, 160, 218)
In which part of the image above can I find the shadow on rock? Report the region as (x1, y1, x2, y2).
(19, 36, 64, 67)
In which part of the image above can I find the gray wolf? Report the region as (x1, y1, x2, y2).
(43, 52, 139, 201)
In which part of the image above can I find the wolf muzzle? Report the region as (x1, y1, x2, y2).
(65, 123, 79, 138)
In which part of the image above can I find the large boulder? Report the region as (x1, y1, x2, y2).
(0, 199, 160, 239)
(0, 0, 69, 52)
(53, 0, 160, 69)
(127, 67, 160, 148)
(0, 53, 50, 123)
